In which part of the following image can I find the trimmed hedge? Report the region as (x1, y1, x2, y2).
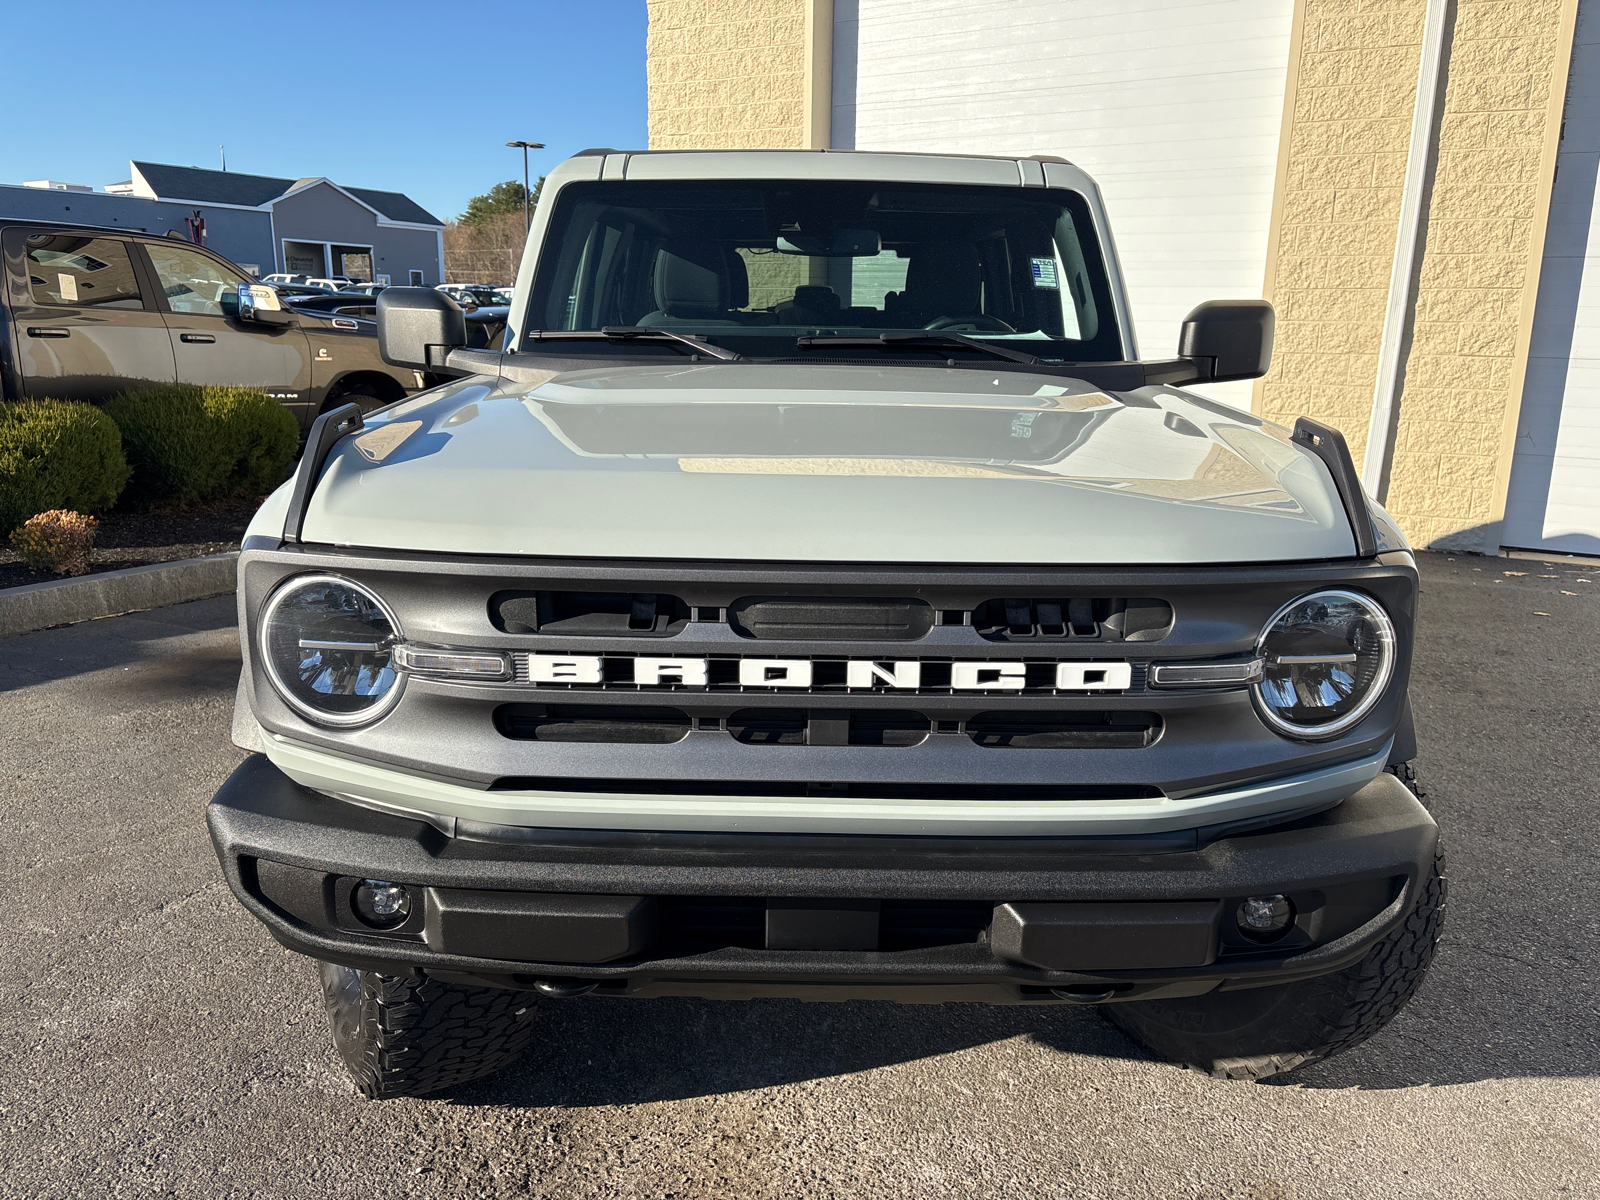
(105, 384, 298, 507)
(201, 386, 299, 497)
(0, 400, 130, 535)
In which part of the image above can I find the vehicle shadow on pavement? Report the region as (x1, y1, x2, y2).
(0, 595, 240, 695)
(441, 996, 1145, 1108)
(434, 948, 1594, 1108)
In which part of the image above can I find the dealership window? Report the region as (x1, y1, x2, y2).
(145, 243, 246, 318)
(409, 270, 424, 286)
(24, 234, 143, 309)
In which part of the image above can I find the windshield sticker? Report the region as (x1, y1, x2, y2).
(58, 274, 79, 302)
(1030, 258, 1059, 289)
(1011, 411, 1039, 439)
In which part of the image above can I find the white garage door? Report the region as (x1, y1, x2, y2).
(831, 0, 1294, 409)
(1502, 0, 1600, 556)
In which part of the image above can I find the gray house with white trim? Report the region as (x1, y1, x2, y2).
(0, 161, 443, 285)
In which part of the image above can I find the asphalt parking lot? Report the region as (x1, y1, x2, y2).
(1, 552, 1596, 1200)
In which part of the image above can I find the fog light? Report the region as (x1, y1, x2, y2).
(354, 880, 412, 928)
(1237, 894, 1294, 939)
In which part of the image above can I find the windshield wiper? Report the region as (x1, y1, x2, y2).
(794, 332, 1040, 366)
(523, 327, 741, 361)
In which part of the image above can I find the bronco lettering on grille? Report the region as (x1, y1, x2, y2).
(524, 654, 1133, 692)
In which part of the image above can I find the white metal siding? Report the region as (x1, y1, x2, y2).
(1502, 0, 1600, 555)
(833, 0, 1293, 408)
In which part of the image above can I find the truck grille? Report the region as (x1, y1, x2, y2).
(494, 705, 1160, 749)
(492, 591, 1172, 642)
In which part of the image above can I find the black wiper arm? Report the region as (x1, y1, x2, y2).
(795, 332, 1039, 366)
(521, 327, 740, 360)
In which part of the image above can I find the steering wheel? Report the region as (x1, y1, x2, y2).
(924, 314, 1017, 333)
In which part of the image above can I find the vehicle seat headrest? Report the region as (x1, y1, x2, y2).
(790, 285, 841, 315)
(903, 241, 983, 316)
(654, 242, 747, 315)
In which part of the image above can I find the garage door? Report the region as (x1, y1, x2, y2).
(1502, 1, 1600, 556)
(832, 0, 1293, 409)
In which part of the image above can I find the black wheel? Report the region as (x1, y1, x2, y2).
(1103, 847, 1446, 1081)
(322, 383, 384, 415)
(318, 960, 540, 1099)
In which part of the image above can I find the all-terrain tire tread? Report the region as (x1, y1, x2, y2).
(325, 966, 540, 1099)
(1104, 846, 1446, 1082)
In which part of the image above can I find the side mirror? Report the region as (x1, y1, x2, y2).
(235, 283, 293, 327)
(1178, 300, 1274, 383)
(377, 287, 467, 369)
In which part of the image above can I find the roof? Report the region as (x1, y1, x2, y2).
(343, 186, 442, 227)
(132, 161, 293, 207)
(128, 161, 443, 226)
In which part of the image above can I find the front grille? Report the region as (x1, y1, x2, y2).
(491, 592, 1171, 643)
(966, 711, 1160, 749)
(511, 652, 1151, 695)
(492, 705, 1156, 748)
(972, 597, 1172, 642)
(491, 590, 691, 637)
(494, 704, 690, 743)
(728, 597, 935, 641)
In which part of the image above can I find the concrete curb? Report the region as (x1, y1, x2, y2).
(0, 553, 238, 639)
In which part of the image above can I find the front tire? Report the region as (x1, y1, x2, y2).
(1103, 847, 1446, 1081)
(318, 961, 540, 1099)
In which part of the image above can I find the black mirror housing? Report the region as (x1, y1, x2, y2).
(1178, 300, 1274, 383)
(377, 287, 468, 370)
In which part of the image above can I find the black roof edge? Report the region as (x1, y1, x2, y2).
(582, 148, 1076, 166)
(573, 147, 621, 157)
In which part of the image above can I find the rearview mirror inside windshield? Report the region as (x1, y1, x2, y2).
(776, 229, 882, 257)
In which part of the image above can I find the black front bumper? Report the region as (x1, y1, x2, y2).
(207, 755, 1438, 1005)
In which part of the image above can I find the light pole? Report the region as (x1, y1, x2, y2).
(505, 140, 544, 234)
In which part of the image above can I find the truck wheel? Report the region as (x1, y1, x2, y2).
(1103, 848, 1446, 1081)
(318, 960, 540, 1099)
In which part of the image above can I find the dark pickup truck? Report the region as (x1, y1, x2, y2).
(0, 219, 422, 428)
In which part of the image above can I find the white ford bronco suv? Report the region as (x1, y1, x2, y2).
(210, 149, 1442, 1098)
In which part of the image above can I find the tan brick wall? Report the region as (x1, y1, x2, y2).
(1256, 0, 1429, 469)
(1259, 0, 1579, 550)
(1383, 0, 1578, 549)
(647, 0, 809, 149)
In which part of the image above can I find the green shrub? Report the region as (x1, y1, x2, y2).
(104, 385, 227, 507)
(106, 383, 296, 507)
(201, 386, 299, 496)
(0, 399, 130, 535)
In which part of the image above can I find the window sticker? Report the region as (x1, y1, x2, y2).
(58, 274, 79, 302)
(1030, 258, 1059, 289)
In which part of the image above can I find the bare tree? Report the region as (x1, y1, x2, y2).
(443, 212, 527, 284)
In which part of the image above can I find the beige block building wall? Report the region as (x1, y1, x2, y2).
(1256, 0, 1429, 471)
(647, 0, 809, 150)
(1258, 0, 1579, 550)
(1383, 0, 1580, 549)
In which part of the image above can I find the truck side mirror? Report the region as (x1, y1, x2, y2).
(1178, 300, 1274, 383)
(235, 283, 293, 327)
(377, 287, 467, 370)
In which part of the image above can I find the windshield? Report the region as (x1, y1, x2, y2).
(523, 180, 1124, 361)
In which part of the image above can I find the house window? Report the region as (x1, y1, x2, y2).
(409, 270, 424, 286)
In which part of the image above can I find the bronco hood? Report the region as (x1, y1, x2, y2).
(279, 362, 1363, 564)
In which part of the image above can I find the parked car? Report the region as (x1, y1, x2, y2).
(261, 272, 311, 285)
(0, 220, 428, 429)
(338, 282, 388, 297)
(212, 148, 1439, 1100)
(436, 283, 507, 309)
(305, 276, 364, 291)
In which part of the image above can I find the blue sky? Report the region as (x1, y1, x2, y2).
(1, 0, 647, 224)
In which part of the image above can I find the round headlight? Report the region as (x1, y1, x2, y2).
(1253, 589, 1395, 739)
(259, 575, 403, 726)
